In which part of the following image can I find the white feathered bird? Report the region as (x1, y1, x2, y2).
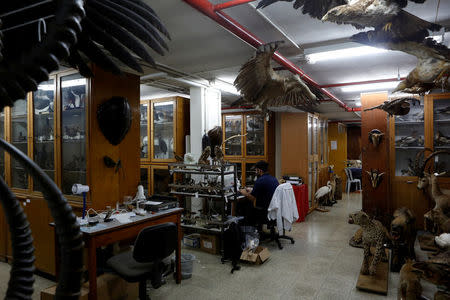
(315, 181, 332, 204)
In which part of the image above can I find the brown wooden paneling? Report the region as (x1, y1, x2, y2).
(347, 126, 362, 160)
(361, 92, 390, 217)
(90, 66, 140, 210)
(281, 113, 308, 180)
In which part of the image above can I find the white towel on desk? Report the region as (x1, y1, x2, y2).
(267, 183, 298, 231)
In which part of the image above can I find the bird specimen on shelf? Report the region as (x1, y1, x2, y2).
(352, 34, 450, 94)
(0, 0, 170, 110)
(395, 135, 423, 147)
(435, 131, 450, 146)
(257, 0, 440, 43)
(233, 41, 321, 114)
(198, 146, 211, 165)
(364, 97, 420, 116)
(213, 146, 225, 166)
(438, 106, 450, 115)
(174, 152, 184, 163)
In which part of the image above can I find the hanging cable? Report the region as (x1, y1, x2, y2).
(38, 18, 47, 42)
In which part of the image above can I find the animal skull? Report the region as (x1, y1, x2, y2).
(366, 169, 385, 189)
(368, 129, 384, 147)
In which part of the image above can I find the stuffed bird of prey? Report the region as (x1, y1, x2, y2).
(0, 0, 170, 110)
(233, 41, 321, 113)
(257, 0, 441, 43)
(353, 33, 450, 94)
(364, 97, 420, 116)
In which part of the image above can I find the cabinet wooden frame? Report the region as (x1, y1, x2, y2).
(222, 112, 268, 159)
(388, 93, 450, 228)
(140, 96, 188, 164)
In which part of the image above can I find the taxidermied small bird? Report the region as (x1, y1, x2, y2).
(364, 97, 420, 116)
(435, 131, 450, 146)
(158, 136, 168, 155)
(214, 146, 225, 165)
(233, 41, 321, 113)
(198, 146, 211, 165)
(174, 152, 184, 162)
(438, 106, 450, 115)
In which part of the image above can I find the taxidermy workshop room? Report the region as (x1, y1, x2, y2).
(0, 0, 450, 299)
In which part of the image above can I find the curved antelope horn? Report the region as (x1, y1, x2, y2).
(423, 150, 450, 174)
(414, 148, 433, 176)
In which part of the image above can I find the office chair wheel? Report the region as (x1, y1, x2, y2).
(221, 258, 226, 264)
(291, 240, 295, 244)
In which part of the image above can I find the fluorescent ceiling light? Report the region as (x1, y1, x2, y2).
(306, 46, 388, 64)
(341, 81, 399, 93)
(355, 101, 362, 107)
(62, 78, 86, 88)
(211, 79, 240, 96)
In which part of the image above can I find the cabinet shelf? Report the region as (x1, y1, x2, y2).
(435, 145, 450, 149)
(434, 119, 450, 123)
(395, 146, 425, 150)
(62, 107, 84, 113)
(395, 121, 424, 125)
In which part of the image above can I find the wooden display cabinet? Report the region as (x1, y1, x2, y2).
(140, 97, 189, 196)
(222, 111, 274, 187)
(389, 93, 450, 228)
(281, 113, 328, 212)
(0, 66, 141, 275)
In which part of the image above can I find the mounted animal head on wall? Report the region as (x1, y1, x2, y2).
(97, 96, 132, 146)
(366, 169, 385, 189)
(368, 129, 384, 147)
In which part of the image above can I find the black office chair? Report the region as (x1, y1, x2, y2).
(254, 206, 294, 249)
(106, 223, 177, 300)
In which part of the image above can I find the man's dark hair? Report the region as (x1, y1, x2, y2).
(254, 160, 269, 173)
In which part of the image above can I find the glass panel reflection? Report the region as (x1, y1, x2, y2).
(245, 163, 257, 186)
(153, 168, 170, 195)
(61, 73, 87, 195)
(433, 98, 450, 176)
(11, 98, 28, 189)
(0, 111, 4, 178)
(33, 79, 55, 191)
(153, 101, 174, 160)
(140, 103, 148, 159)
(140, 167, 149, 196)
(224, 115, 242, 156)
(246, 115, 264, 156)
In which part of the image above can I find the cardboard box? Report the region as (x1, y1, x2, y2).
(183, 233, 201, 248)
(41, 274, 138, 300)
(240, 246, 270, 264)
(200, 234, 219, 254)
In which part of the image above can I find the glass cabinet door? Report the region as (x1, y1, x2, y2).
(433, 97, 450, 175)
(324, 122, 328, 164)
(319, 120, 324, 164)
(308, 115, 313, 155)
(246, 115, 265, 156)
(140, 167, 149, 197)
(224, 115, 242, 156)
(313, 117, 318, 155)
(308, 162, 312, 208)
(394, 99, 425, 176)
(61, 73, 87, 195)
(11, 98, 28, 189)
(153, 101, 174, 160)
(140, 103, 149, 159)
(152, 167, 171, 195)
(33, 79, 56, 191)
(0, 111, 4, 178)
(245, 162, 257, 186)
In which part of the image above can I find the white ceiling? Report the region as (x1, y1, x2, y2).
(140, 0, 450, 121)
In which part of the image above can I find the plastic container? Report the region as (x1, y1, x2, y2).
(172, 253, 196, 279)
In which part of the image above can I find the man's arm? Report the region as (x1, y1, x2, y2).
(239, 188, 257, 207)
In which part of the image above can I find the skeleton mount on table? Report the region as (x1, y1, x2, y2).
(0, 0, 170, 298)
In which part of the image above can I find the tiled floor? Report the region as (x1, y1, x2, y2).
(0, 192, 434, 299)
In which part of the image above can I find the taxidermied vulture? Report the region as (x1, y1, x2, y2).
(233, 42, 321, 113)
(353, 33, 450, 94)
(364, 97, 420, 116)
(0, 0, 170, 110)
(207, 126, 223, 158)
(257, 0, 441, 42)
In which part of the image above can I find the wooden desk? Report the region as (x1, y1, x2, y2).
(54, 208, 183, 300)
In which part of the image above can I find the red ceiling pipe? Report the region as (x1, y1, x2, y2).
(214, 0, 256, 11)
(183, 0, 359, 113)
(321, 77, 406, 88)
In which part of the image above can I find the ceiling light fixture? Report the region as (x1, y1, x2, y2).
(355, 101, 362, 107)
(341, 81, 399, 93)
(306, 46, 388, 64)
(211, 79, 240, 96)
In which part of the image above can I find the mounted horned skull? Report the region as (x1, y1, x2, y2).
(366, 169, 385, 188)
(368, 129, 384, 147)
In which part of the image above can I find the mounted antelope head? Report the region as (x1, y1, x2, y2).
(413, 150, 450, 191)
(366, 169, 385, 188)
(368, 129, 384, 147)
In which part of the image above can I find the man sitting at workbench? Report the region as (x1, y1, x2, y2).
(238, 160, 279, 225)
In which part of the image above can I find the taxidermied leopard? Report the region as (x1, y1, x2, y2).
(348, 211, 389, 275)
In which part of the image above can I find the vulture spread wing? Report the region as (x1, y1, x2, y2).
(352, 32, 450, 94)
(257, 0, 346, 20)
(70, 0, 170, 77)
(233, 42, 320, 112)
